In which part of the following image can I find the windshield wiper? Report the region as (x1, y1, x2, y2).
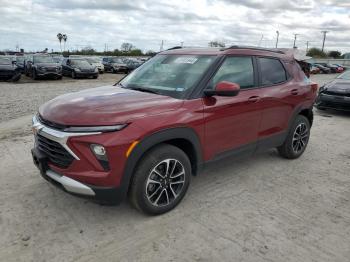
(129, 86, 159, 94)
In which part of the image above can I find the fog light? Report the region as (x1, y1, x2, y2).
(90, 144, 109, 171)
(91, 144, 106, 156)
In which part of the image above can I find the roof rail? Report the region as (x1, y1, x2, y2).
(222, 45, 285, 54)
(166, 46, 183, 51)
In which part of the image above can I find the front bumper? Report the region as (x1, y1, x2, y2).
(316, 93, 350, 111)
(75, 72, 98, 78)
(37, 71, 62, 77)
(31, 115, 140, 204)
(32, 148, 123, 203)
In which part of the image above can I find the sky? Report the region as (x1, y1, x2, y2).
(0, 0, 350, 53)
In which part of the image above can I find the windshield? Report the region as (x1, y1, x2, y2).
(337, 71, 350, 80)
(86, 58, 100, 63)
(34, 56, 55, 63)
(111, 58, 124, 63)
(119, 54, 216, 98)
(16, 57, 24, 63)
(71, 59, 91, 66)
(0, 57, 12, 65)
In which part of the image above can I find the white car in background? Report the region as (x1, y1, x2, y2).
(86, 57, 104, 73)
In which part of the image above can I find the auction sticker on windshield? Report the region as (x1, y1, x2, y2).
(174, 56, 198, 64)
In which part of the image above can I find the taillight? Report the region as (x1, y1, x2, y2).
(311, 82, 318, 93)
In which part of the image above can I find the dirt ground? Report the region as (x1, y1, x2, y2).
(0, 73, 349, 262)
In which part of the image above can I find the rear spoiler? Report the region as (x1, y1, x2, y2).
(278, 48, 312, 62)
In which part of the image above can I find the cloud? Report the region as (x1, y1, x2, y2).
(0, 0, 349, 53)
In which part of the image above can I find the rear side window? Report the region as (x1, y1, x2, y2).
(211, 56, 255, 89)
(259, 58, 287, 85)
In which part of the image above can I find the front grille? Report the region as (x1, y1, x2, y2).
(36, 134, 74, 168)
(323, 90, 350, 97)
(0, 70, 14, 76)
(46, 67, 57, 72)
(81, 69, 93, 73)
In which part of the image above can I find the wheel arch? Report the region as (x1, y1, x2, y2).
(289, 105, 314, 130)
(120, 127, 203, 199)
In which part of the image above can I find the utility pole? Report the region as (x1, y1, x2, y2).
(293, 34, 299, 48)
(180, 41, 184, 47)
(321, 31, 328, 52)
(306, 41, 311, 52)
(275, 31, 279, 48)
(160, 40, 164, 51)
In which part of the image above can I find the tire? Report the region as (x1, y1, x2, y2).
(56, 75, 62, 80)
(11, 73, 21, 82)
(93, 75, 98, 79)
(71, 71, 76, 79)
(278, 115, 310, 159)
(32, 69, 37, 80)
(129, 144, 191, 215)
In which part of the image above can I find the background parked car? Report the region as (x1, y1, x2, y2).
(315, 70, 350, 111)
(310, 65, 320, 74)
(25, 55, 62, 80)
(123, 58, 142, 71)
(0, 56, 21, 81)
(62, 58, 99, 79)
(316, 63, 339, 73)
(333, 64, 348, 71)
(14, 56, 26, 73)
(102, 57, 129, 73)
(86, 57, 104, 73)
(313, 64, 331, 74)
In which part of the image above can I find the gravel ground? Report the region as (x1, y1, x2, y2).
(0, 73, 349, 262)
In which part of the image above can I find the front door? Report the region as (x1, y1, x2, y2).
(203, 56, 262, 159)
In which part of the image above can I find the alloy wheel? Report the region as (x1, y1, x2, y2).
(145, 159, 186, 207)
(292, 122, 309, 153)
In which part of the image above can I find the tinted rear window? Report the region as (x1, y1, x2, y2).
(259, 58, 287, 85)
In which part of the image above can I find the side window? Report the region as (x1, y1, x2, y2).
(210, 56, 255, 89)
(259, 58, 287, 85)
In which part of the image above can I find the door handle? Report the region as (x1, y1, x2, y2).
(247, 96, 260, 103)
(291, 89, 299, 95)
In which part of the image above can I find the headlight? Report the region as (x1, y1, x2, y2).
(63, 124, 127, 133)
(74, 68, 81, 72)
(94, 67, 98, 72)
(39, 66, 46, 71)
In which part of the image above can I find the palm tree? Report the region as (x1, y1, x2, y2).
(57, 33, 63, 53)
(62, 34, 67, 52)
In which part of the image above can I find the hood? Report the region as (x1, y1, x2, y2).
(112, 62, 127, 67)
(0, 64, 15, 70)
(324, 79, 350, 93)
(71, 64, 93, 70)
(39, 85, 183, 126)
(36, 63, 59, 67)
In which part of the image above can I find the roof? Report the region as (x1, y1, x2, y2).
(161, 46, 293, 60)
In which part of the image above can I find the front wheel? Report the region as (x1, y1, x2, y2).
(71, 71, 76, 79)
(278, 115, 310, 159)
(129, 144, 191, 215)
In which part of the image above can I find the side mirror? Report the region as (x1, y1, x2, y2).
(204, 81, 240, 97)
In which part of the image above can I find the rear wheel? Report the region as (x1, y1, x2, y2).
(71, 71, 76, 79)
(129, 144, 191, 215)
(278, 115, 310, 159)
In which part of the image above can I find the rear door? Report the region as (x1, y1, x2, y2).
(255, 57, 302, 149)
(203, 56, 262, 159)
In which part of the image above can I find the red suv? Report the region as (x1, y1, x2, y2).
(31, 47, 317, 215)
